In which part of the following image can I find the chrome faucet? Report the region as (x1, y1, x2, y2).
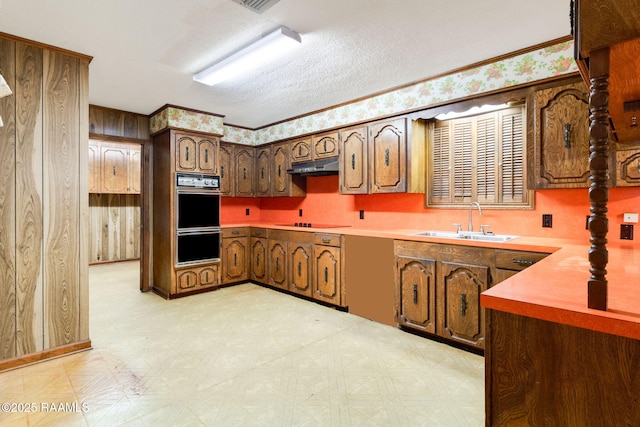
(468, 202, 482, 232)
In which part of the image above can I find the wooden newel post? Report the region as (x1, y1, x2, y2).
(587, 47, 610, 311)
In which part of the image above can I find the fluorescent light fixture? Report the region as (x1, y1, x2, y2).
(193, 26, 302, 86)
(435, 103, 509, 121)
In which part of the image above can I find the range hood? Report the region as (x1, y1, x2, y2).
(287, 157, 339, 176)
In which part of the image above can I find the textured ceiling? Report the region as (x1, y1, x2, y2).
(0, 0, 570, 128)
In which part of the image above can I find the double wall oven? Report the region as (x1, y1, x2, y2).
(175, 173, 221, 265)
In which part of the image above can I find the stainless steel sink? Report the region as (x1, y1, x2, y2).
(410, 231, 519, 242)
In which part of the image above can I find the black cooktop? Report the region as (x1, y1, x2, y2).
(276, 223, 351, 229)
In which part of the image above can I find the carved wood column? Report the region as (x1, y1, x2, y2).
(587, 47, 610, 311)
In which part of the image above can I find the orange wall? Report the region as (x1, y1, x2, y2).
(221, 175, 640, 246)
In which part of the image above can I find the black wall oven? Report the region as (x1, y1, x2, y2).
(175, 173, 221, 266)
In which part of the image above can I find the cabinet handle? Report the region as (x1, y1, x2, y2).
(563, 123, 571, 149)
(232, 230, 240, 235)
(276, 258, 279, 271)
(205, 148, 209, 163)
(324, 266, 328, 283)
(321, 237, 331, 243)
(351, 153, 356, 170)
(185, 146, 189, 161)
(413, 284, 418, 304)
(256, 253, 260, 266)
(278, 165, 281, 177)
(261, 167, 264, 179)
(461, 293, 467, 317)
(112, 166, 116, 175)
(234, 253, 237, 266)
(298, 261, 302, 276)
(385, 148, 390, 166)
(298, 146, 302, 156)
(512, 258, 535, 266)
(205, 271, 209, 282)
(323, 140, 327, 152)
(243, 168, 247, 179)
(221, 165, 225, 178)
(186, 275, 190, 286)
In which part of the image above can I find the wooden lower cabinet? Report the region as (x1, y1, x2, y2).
(221, 230, 249, 284)
(176, 264, 220, 294)
(438, 261, 490, 349)
(396, 256, 436, 334)
(268, 238, 288, 290)
(288, 238, 314, 298)
(394, 240, 493, 351)
(313, 245, 341, 305)
(250, 228, 268, 283)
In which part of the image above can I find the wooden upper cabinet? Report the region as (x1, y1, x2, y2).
(90, 140, 141, 194)
(271, 143, 290, 196)
(128, 145, 142, 194)
(531, 81, 591, 189)
(255, 147, 271, 197)
(290, 138, 312, 163)
(101, 144, 129, 193)
(235, 147, 255, 197)
(312, 131, 339, 160)
(339, 126, 368, 194)
(88, 140, 101, 193)
(614, 145, 640, 187)
(175, 132, 219, 174)
(219, 143, 234, 196)
(369, 118, 407, 193)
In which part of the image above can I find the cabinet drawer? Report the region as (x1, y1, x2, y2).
(222, 227, 248, 238)
(314, 233, 341, 247)
(495, 250, 549, 271)
(250, 227, 267, 238)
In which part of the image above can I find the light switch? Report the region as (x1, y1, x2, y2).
(623, 213, 639, 223)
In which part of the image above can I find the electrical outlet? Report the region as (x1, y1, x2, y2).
(359, 210, 365, 220)
(245, 208, 250, 216)
(299, 209, 303, 217)
(542, 214, 553, 228)
(621, 224, 634, 240)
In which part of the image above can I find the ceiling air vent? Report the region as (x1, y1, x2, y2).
(230, 0, 281, 14)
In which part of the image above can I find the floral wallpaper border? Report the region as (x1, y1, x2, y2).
(153, 40, 577, 145)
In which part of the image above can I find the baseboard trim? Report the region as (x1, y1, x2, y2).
(0, 340, 93, 372)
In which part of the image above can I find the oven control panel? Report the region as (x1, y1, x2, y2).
(176, 173, 220, 189)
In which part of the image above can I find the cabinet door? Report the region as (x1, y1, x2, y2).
(222, 237, 249, 284)
(250, 237, 267, 283)
(290, 138, 312, 163)
(199, 266, 219, 286)
(176, 133, 197, 172)
(313, 245, 341, 305)
(289, 243, 313, 297)
(271, 143, 290, 196)
(369, 118, 406, 193)
(615, 147, 640, 187)
(235, 147, 255, 197)
(532, 82, 590, 189)
(101, 144, 129, 193)
(396, 256, 436, 334)
(176, 270, 198, 292)
(312, 131, 339, 160)
(268, 239, 288, 289)
(197, 138, 217, 173)
(339, 126, 368, 194)
(219, 143, 234, 196)
(438, 261, 490, 349)
(88, 141, 101, 193)
(255, 147, 271, 197)
(128, 145, 142, 194)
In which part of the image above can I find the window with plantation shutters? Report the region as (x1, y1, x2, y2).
(427, 105, 531, 208)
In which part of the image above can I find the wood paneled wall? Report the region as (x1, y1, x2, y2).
(0, 34, 90, 366)
(89, 194, 141, 263)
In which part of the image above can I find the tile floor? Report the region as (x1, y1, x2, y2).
(0, 261, 485, 426)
